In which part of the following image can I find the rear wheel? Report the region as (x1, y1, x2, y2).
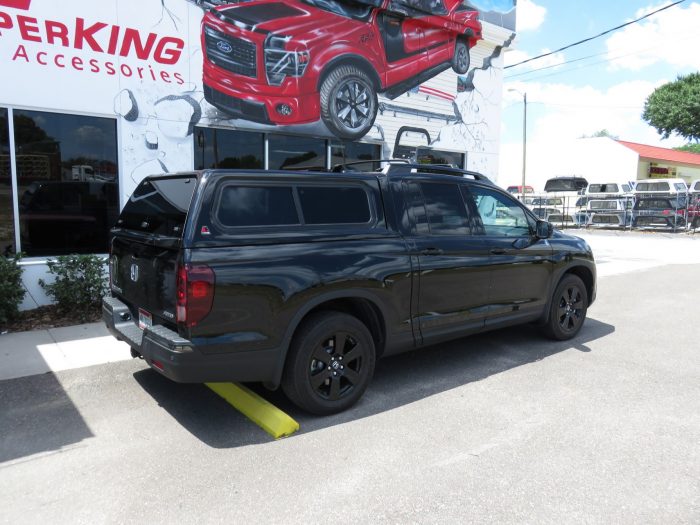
(541, 274, 588, 340)
(452, 40, 471, 74)
(282, 311, 376, 415)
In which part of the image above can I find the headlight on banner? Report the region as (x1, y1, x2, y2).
(264, 34, 310, 86)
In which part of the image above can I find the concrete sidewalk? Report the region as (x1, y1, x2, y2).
(0, 322, 131, 381)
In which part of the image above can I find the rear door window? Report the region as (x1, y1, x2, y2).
(419, 182, 471, 235)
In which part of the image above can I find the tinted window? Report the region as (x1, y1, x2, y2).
(416, 148, 465, 168)
(590, 200, 617, 210)
(636, 182, 670, 192)
(636, 199, 672, 210)
(217, 186, 299, 227)
(14, 110, 119, 256)
(330, 141, 381, 170)
(0, 108, 14, 255)
(544, 178, 588, 192)
(299, 186, 370, 224)
(588, 184, 619, 193)
(269, 134, 326, 170)
(420, 182, 470, 235)
(118, 176, 196, 236)
(468, 186, 531, 237)
(195, 127, 263, 169)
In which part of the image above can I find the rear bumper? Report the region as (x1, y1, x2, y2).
(102, 296, 280, 384)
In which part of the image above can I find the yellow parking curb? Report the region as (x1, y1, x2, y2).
(206, 382, 300, 439)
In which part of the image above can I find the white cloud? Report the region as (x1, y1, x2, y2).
(517, 0, 547, 32)
(606, 1, 700, 71)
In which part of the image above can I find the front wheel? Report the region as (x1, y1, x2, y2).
(452, 40, 471, 74)
(319, 65, 378, 141)
(282, 312, 376, 415)
(541, 274, 588, 340)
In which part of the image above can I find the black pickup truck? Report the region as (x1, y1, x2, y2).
(103, 165, 596, 414)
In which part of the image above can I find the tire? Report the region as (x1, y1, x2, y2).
(282, 311, 376, 415)
(541, 274, 588, 341)
(451, 39, 471, 74)
(319, 65, 378, 140)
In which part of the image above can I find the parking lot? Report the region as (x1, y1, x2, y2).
(1, 230, 699, 524)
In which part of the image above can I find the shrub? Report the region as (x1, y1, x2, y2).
(0, 253, 25, 327)
(40, 255, 108, 322)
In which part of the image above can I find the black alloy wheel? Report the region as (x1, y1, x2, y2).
(282, 312, 376, 415)
(319, 64, 378, 140)
(542, 274, 588, 340)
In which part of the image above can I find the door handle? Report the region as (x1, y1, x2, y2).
(420, 247, 443, 256)
(490, 248, 506, 255)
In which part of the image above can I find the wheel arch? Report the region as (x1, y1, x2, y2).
(317, 54, 382, 92)
(538, 264, 596, 326)
(271, 291, 388, 387)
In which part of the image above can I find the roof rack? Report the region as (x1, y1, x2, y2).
(385, 163, 494, 185)
(328, 159, 493, 184)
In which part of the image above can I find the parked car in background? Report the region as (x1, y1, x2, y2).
(632, 197, 686, 229)
(506, 185, 534, 196)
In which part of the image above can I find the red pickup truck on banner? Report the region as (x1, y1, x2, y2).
(202, 0, 482, 139)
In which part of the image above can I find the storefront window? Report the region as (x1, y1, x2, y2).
(330, 141, 382, 170)
(416, 148, 465, 168)
(194, 127, 263, 170)
(0, 108, 14, 255)
(13, 110, 119, 256)
(268, 134, 326, 171)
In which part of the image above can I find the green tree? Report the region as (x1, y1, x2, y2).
(643, 72, 700, 141)
(580, 129, 618, 139)
(674, 143, 700, 154)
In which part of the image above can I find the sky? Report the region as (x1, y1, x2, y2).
(499, 0, 700, 183)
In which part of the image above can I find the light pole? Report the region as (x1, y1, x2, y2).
(508, 89, 527, 197)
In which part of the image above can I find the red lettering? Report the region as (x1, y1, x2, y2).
(154, 36, 183, 65)
(120, 63, 132, 76)
(54, 54, 65, 68)
(107, 25, 119, 54)
(119, 28, 156, 60)
(137, 66, 144, 79)
(173, 72, 184, 85)
(36, 50, 47, 64)
(105, 61, 116, 75)
(0, 1, 32, 10)
(160, 70, 171, 83)
(16, 14, 40, 42)
(0, 11, 13, 34)
(148, 64, 156, 81)
(74, 17, 106, 52)
(11, 43, 28, 61)
(45, 20, 69, 46)
(89, 58, 99, 72)
(72, 56, 83, 70)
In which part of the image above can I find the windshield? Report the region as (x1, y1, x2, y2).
(590, 200, 617, 210)
(636, 182, 670, 192)
(301, 0, 380, 20)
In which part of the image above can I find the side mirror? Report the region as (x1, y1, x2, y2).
(535, 219, 553, 240)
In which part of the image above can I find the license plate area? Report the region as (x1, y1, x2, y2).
(138, 308, 153, 330)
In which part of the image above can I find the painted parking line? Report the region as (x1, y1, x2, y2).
(206, 382, 299, 439)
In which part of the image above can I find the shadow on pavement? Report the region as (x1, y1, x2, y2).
(134, 317, 615, 448)
(0, 373, 94, 464)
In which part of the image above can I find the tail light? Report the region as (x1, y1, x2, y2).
(176, 264, 215, 328)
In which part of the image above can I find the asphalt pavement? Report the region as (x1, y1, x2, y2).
(0, 231, 699, 524)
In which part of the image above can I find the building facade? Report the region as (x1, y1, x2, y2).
(0, 0, 516, 308)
